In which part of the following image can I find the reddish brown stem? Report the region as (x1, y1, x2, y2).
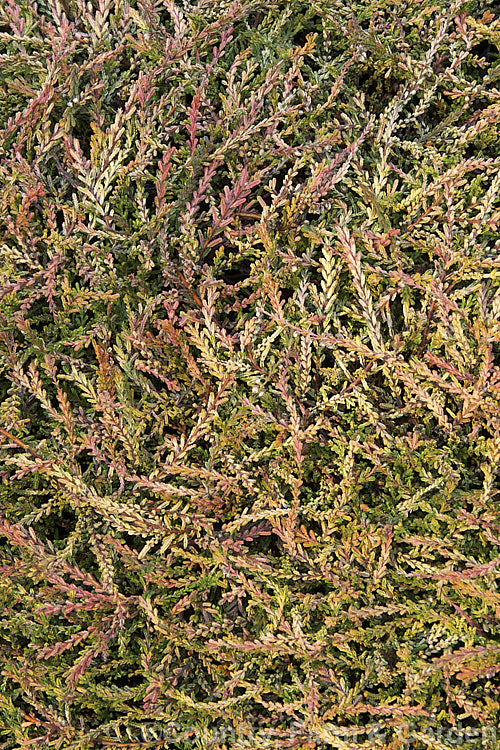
(0, 428, 42, 459)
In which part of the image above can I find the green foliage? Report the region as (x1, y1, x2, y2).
(1, 0, 500, 747)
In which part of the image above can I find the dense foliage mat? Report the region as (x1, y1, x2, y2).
(1, 0, 500, 747)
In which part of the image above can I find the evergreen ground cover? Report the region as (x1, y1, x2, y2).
(1, 0, 500, 747)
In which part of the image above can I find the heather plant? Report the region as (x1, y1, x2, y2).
(1, 0, 500, 748)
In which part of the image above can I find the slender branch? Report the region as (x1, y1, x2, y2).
(0, 428, 42, 459)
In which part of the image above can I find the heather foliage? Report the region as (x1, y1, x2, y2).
(1, 0, 500, 747)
